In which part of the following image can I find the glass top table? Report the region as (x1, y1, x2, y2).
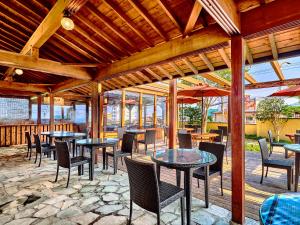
(152, 148, 216, 225)
(260, 193, 300, 225)
(284, 144, 300, 191)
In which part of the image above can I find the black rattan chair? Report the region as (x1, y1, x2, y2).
(54, 141, 91, 188)
(268, 130, 287, 157)
(105, 133, 135, 174)
(218, 126, 229, 163)
(210, 129, 224, 143)
(33, 134, 56, 167)
(178, 133, 192, 149)
(125, 157, 185, 225)
(258, 138, 294, 190)
(25, 131, 35, 160)
(138, 129, 156, 154)
(193, 142, 225, 196)
(117, 127, 125, 147)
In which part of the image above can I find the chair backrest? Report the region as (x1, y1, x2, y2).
(267, 130, 274, 144)
(83, 127, 90, 138)
(33, 134, 42, 153)
(218, 126, 228, 136)
(210, 129, 223, 143)
(55, 141, 71, 168)
(121, 133, 135, 153)
(258, 138, 270, 162)
(178, 133, 193, 149)
(125, 157, 160, 213)
(25, 131, 32, 148)
(178, 129, 187, 134)
(117, 127, 125, 139)
(295, 134, 300, 144)
(145, 130, 156, 144)
(296, 130, 300, 134)
(199, 142, 225, 172)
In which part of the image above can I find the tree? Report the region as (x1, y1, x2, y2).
(256, 97, 291, 141)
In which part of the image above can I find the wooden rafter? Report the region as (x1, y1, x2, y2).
(156, 66, 172, 79)
(270, 61, 285, 80)
(162, 80, 189, 89)
(218, 48, 231, 68)
(199, 53, 214, 71)
(169, 62, 185, 77)
(128, 74, 144, 85)
(268, 34, 278, 60)
(246, 77, 300, 89)
(145, 68, 162, 81)
(145, 82, 169, 91)
(119, 76, 135, 86)
(245, 43, 253, 64)
(136, 71, 152, 83)
(181, 77, 203, 85)
(244, 72, 256, 84)
(184, 1, 202, 35)
(51, 79, 91, 93)
(183, 58, 198, 75)
(201, 73, 231, 87)
(0, 80, 49, 93)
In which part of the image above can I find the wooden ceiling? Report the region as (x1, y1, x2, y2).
(0, 0, 300, 99)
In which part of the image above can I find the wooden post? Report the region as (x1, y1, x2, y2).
(168, 79, 177, 149)
(228, 97, 231, 133)
(28, 97, 32, 121)
(139, 93, 143, 128)
(91, 82, 99, 138)
(99, 84, 104, 139)
(231, 35, 245, 225)
(86, 100, 90, 128)
(37, 95, 42, 134)
(121, 89, 126, 128)
(153, 95, 157, 128)
(166, 96, 169, 126)
(49, 93, 54, 132)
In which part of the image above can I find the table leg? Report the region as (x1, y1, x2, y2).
(176, 169, 181, 187)
(90, 146, 95, 181)
(295, 153, 300, 192)
(156, 164, 161, 182)
(184, 169, 192, 225)
(204, 166, 210, 208)
(102, 147, 106, 170)
(135, 136, 138, 153)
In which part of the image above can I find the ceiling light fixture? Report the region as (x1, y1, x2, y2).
(61, 10, 74, 30)
(15, 69, 23, 75)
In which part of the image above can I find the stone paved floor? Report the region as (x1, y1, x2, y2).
(0, 146, 258, 225)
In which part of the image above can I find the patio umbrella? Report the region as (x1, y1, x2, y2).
(270, 85, 300, 97)
(177, 96, 200, 128)
(177, 85, 230, 133)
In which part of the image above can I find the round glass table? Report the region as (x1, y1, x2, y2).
(284, 144, 300, 192)
(151, 148, 216, 225)
(260, 193, 300, 225)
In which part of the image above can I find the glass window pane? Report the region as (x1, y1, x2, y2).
(0, 97, 29, 122)
(104, 90, 122, 131)
(125, 92, 139, 129)
(156, 96, 167, 127)
(142, 94, 154, 128)
(75, 104, 86, 123)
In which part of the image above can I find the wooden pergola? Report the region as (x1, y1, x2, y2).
(1, 0, 300, 224)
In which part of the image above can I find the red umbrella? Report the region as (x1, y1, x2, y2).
(177, 84, 230, 133)
(270, 85, 300, 97)
(177, 96, 200, 128)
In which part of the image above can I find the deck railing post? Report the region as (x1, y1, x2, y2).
(168, 79, 177, 149)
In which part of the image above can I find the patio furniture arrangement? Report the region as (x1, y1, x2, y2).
(258, 139, 294, 190)
(126, 129, 146, 153)
(151, 148, 217, 225)
(259, 193, 300, 225)
(178, 133, 193, 149)
(54, 141, 92, 188)
(137, 129, 156, 154)
(33, 134, 56, 167)
(193, 142, 225, 196)
(268, 130, 287, 157)
(209, 129, 223, 143)
(125, 157, 185, 225)
(284, 144, 300, 192)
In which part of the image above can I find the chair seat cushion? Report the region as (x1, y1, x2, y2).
(159, 181, 184, 208)
(271, 142, 285, 147)
(193, 167, 220, 180)
(71, 156, 90, 167)
(265, 159, 294, 168)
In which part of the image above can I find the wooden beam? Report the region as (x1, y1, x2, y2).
(246, 77, 300, 89)
(169, 62, 185, 77)
(49, 93, 54, 132)
(181, 77, 203, 85)
(37, 95, 42, 134)
(183, 58, 198, 75)
(146, 83, 169, 91)
(201, 73, 231, 87)
(241, 0, 300, 38)
(244, 72, 256, 84)
(168, 79, 177, 148)
(145, 68, 162, 81)
(162, 80, 190, 89)
(126, 86, 168, 96)
(99, 84, 104, 138)
(0, 80, 49, 93)
(218, 48, 231, 68)
(199, 0, 240, 34)
(51, 79, 90, 93)
(128, 74, 144, 85)
(245, 43, 253, 64)
(139, 93, 143, 128)
(0, 89, 37, 97)
(156, 66, 172, 79)
(91, 82, 99, 138)
(61, 63, 100, 67)
(268, 34, 278, 60)
(230, 35, 245, 224)
(136, 71, 152, 83)
(95, 25, 229, 81)
(271, 61, 285, 80)
(121, 89, 126, 127)
(199, 53, 214, 71)
(128, 0, 168, 41)
(0, 50, 92, 80)
(184, 1, 202, 35)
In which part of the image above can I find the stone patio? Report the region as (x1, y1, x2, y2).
(0, 146, 258, 225)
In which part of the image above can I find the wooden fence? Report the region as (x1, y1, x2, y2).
(0, 123, 73, 147)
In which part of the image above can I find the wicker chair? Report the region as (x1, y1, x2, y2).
(138, 129, 156, 154)
(117, 127, 125, 147)
(258, 138, 294, 190)
(105, 133, 134, 174)
(209, 129, 224, 143)
(218, 126, 229, 163)
(125, 157, 185, 225)
(193, 142, 225, 196)
(178, 133, 192, 149)
(54, 141, 91, 188)
(268, 130, 287, 157)
(25, 131, 35, 160)
(33, 134, 56, 167)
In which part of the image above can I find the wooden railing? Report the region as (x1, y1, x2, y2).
(0, 123, 73, 147)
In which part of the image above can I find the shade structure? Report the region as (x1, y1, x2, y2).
(270, 85, 300, 97)
(177, 85, 230, 133)
(177, 96, 200, 128)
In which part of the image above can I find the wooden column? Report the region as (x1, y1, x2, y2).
(86, 100, 90, 128)
(121, 89, 126, 128)
(231, 35, 245, 225)
(91, 82, 99, 138)
(49, 93, 54, 132)
(166, 96, 169, 125)
(139, 93, 143, 128)
(37, 95, 42, 134)
(168, 79, 177, 148)
(99, 84, 104, 138)
(28, 98, 32, 120)
(153, 95, 157, 127)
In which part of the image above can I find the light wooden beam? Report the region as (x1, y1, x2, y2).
(245, 43, 253, 64)
(244, 72, 256, 84)
(156, 66, 172, 79)
(184, 1, 202, 35)
(199, 53, 214, 71)
(61, 63, 100, 67)
(128, 74, 144, 85)
(181, 77, 203, 85)
(268, 34, 278, 60)
(169, 62, 185, 77)
(201, 73, 231, 87)
(136, 71, 152, 83)
(183, 58, 198, 75)
(162, 80, 189, 89)
(51, 79, 90, 93)
(270, 61, 285, 80)
(0, 80, 49, 93)
(0, 50, 92, 80)
(218, 48, 231, 68)
(145, 68, 162, 81)
(246, 77, 300, 89)
(168, 79, 177, 148)
(94, 25, 229, 81)
(199, 0, 240, 34)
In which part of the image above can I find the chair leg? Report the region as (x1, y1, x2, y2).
(292, 168, 294, 184)
(34, 152, 38, 163)
(26, 146, 29, 158)
(157, 211, 160, 225)
(38, 152, 42, 167)
(270, 145, 273, 156)
(180, 196, 185, 225)
(145, 144, 147, 154)
(121, 157, 124, 165)
(197, 179, 200, 188)
(29, 147, 32, 160)
(225, 142, 228, 164)
(55, 165, 59, 182)
(113, 156, 117, 174)
(220, 174, 224, 196)
(265, 166, 269, 177)
(105, 154, 108, 170)
(285, 149, 288, 158)
(260, 165, 264, 184)
(66, 168, 71, 188)
(128, 200, 133, 225)
(287, 168, 291, 190)
(89, 162, 92, 180)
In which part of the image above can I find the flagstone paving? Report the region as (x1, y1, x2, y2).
(0, 146, 259, 225)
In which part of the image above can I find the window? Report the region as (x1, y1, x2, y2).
(142, 94, 154, 128)
(75, 104, 86, 124)
(104, 90, 122, 131)
(64, 106, 75, 121)
(125, 92, 139, 128)
(0, 97, 29, 121)
(156, 96, 167, 127)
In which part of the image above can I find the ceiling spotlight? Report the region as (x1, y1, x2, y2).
(15, 69, 23, 75)
(61, 10, 74, 30)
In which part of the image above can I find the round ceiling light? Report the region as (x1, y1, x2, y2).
(15, 69, 23, 75)
(61, 11, 74, 30)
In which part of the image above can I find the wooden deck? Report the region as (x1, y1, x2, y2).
(113, 143, 295, 221)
